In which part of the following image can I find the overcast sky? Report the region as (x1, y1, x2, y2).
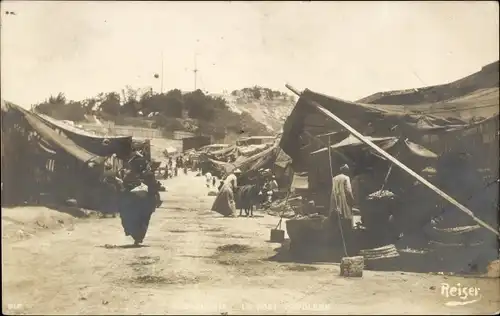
(1, 1, 498, 107)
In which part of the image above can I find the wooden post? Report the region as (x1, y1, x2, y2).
(285, 84, 499, 238)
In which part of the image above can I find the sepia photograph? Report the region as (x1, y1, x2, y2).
(1, 1, 499, 315)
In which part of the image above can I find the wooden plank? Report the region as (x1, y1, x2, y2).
(286, 84, 499, 238)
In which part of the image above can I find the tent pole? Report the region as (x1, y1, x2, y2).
(285, 84, 499, 237)
(328, 135, 349, 256)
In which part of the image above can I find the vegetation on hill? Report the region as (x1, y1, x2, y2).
(33, 87, 272, 140)
(231, 86, 295, 102)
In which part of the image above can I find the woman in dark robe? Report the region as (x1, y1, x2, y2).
(118, 156, 160, 246)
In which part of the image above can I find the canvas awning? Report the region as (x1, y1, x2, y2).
(204, 143, 281, 178)
(280, 88, 498, 164)
(311, 135, 438, 159)
(6, 103, 105, 164)
(37, 113, 133, 158)
(311, 135, 437, 159)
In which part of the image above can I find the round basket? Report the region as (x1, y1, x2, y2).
(360, 244, 401, 271)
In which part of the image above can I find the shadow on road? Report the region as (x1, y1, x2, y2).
(98, 244, 151, 249)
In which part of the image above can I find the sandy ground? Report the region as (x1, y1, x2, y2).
(2, 172, 499, 315)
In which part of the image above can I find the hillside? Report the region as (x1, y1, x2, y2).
(211, 86, 296, 132)
(31, 88, 283, 142)
(357, 60, 499, 106)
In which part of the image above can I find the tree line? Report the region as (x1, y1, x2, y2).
(33, 87, 272, 139)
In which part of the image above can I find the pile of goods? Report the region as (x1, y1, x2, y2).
(266, 196, 300, 218)
(367, 190, 395, 201)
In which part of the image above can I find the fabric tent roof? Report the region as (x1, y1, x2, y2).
(205, 143, 281, 178)
(280, 88, 498, 164)
(37, 113, 133, 158)
(311, 135, 437, 159)
(206, 145, 238, 159)
(5, 102, 104, 164)
(237, 143, 272, 157)
(199, 144, 230, 152)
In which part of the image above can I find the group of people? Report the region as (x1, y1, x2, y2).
(164, 155, 189, 178)
(210, 167, 281, 217)
(211, 168, 243, 217)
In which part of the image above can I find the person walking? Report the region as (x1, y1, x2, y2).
(211, 169, 242, 217)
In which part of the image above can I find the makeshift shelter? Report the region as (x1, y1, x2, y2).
(310, 135, 437, 175)
(204, 145, 239, 161)
(281, 85, 499, 242)
(37, 113, 133, 159)
(237, 143, 272, 157)
(306, 134, 438, 216)
(201, 142, 282, 183)
(280, 88, 499, 171)
(1, 101, 107, 206)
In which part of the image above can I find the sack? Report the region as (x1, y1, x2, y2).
(130, 182, 149, 197)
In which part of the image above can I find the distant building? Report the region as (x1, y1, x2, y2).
(173, 130, 195, 140)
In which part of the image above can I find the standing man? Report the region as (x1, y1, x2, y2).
(330, 164, 356, 252)
(330, 164, 354, 220)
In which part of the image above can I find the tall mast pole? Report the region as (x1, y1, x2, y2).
(160, 50, 164, 94)
(193, 54, 198, 91)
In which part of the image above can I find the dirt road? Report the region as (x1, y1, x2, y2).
(2, 172, 499, 315)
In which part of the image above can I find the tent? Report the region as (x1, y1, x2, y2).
(1, 101, 108, 206)
(309, 135, 437, 175)
(202, 143, 282, 180)
(310, 135, 437, 160)
(199, 144, 231, 153)
(307, 135, 438, 203)
(280, 88, 499, 170)
(236, 143, 272, 157)
(37, 113, 133, 159)
(5, 103, 105, 164)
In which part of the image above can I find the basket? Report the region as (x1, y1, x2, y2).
(340, 256, 364, 277)
(360, 244, 401, 271)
